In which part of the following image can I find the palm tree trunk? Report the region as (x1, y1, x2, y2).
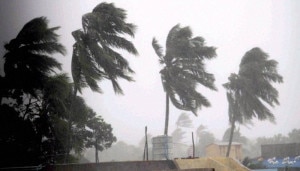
(164, 93, 170, 135)
(95, 139, 99, 163)
(65, 86, 78, 163)
(226, 120, 235, 157)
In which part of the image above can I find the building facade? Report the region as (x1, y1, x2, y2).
(261, 143, 300, 159)
(260, 143, 300, 170)
(205, 142, 243, 161)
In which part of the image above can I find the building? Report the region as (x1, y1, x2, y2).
(205, 142, 243, 161)
(260, 143, 300, 170)
(261, 143, 300, 159)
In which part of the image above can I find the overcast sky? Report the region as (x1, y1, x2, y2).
(1, 0, 300, 145)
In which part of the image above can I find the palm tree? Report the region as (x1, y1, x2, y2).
(71, 2, 138, 95)
(67, 2, 138, 161)
(1, 17, 71, 164)
(223, 47, 283, 157)
(2, 17, 65, 98)
(152, 24, 217, 135)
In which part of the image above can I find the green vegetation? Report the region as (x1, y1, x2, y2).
(71, 2, 138, 95)
(1, 1, 296, 168)
(223, 48, 283, 157)
(152, 24, 217, 135)
(66, 2, 138, 161)
(0, 15, 116, 167)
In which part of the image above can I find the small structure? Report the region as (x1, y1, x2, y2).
(261, 143, 300, 159)
(152, 135, 173, 160)
(205, 142, 242, 161)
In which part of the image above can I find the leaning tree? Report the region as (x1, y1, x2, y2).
(1, 17, 65, 100)
(0, 17, 69, 166)
(67, 2, 138, 161)
(152, 24, 217, 135)
(223, 47, 283, 157)
(71, 2, 138, 96)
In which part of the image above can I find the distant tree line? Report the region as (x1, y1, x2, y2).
(83, 111, 299, 162)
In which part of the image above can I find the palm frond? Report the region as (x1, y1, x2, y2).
(224, 47, 282, 127)
(154, 24, 217, 116)
(152, 38, 164, 61)
(166, 24, 181, 50)
(72, 3, 138, 94)
(101, 34, 138, 55)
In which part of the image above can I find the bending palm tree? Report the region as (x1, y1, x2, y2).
(1, 17, 66, 163)
(72, 2, 138, 95)
(152, 24, 217, 135)
(2, 17, 65, 98)
(223, 47, 283, 157)
(67, 3, 138, 161)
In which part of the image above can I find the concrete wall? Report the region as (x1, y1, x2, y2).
(46, 160, 177, 171)
(155, 169, 214, 171)
(205, 144, 243, 161)
(46, 157, 250, 171)
(261, 143, 300, 158)
(206, 144, 220, 158)
(174, 157, 250, 171)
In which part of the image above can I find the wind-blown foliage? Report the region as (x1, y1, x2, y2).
(0, 17, 71, 166)
(0, 16, 117, 166)
(222, 127, 248, 144)
(1, 72, 74, 166)
(223, 47, 283, 156)
(152, 24, 217, 135)
(176, 113, 193, 128)
(67, 2, 137, 162)
(2, 17, 65, 98)
(71, 2, 138, 95)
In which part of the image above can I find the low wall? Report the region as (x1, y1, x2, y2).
(174, 157, 250, 171)
(45, 160, 177, 171)
(46, 158, 248, 171)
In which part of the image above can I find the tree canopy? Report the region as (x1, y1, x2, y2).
(223, 47, 283, 156)
(152, 24, 217, 135)
(0, 17, 116, 167)
(71, 2, 138, 95)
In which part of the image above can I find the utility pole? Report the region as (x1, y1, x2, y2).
(143, 126, 148, 161)
(192, 132, 195, 158)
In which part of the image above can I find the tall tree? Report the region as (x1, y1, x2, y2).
(67, 3, 138, 160)
(0, 16, 112, 166)
(1, 17, 65, 99)
(86, 109, 116, 163)
(223, 47, 283, 157)
(71, 2, 138, 95)
(66, 3, 137, 161)
(152, 24, 217, 135)
(0, 17, 67, 167)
